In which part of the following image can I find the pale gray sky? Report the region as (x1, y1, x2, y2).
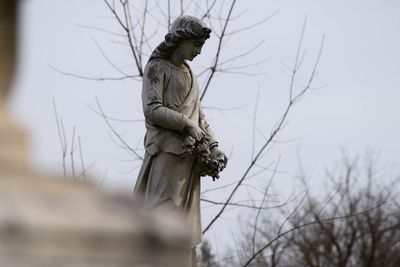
(10, 0, 400, 253)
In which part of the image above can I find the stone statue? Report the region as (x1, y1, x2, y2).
(134, 16, 228, 266)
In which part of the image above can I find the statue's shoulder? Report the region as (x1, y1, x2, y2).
(146, 58, 185, 74)
(144, 59, 172, 84)
(145, 58, 171, 72)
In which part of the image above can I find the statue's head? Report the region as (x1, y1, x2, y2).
(149, 16, 211, 61)
(167, 16, 211, 41)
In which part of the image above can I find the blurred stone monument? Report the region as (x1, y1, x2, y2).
(0, 1, 190, 266)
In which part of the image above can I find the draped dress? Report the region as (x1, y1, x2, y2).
(134, 58, 217, 247)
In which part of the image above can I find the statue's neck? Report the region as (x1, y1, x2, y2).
(169, 51, 185, 68)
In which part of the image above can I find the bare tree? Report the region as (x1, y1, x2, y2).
(232, 154, 400, 267)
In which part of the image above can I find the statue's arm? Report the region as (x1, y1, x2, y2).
(142, 61, 190, 132)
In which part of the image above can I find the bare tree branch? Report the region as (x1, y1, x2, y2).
(104, 0, 144, 76)
(52, 98, 67, 179)
(242, 205, 384, 267)
(203, 23, 325, 234)
(200, 0, 237, 101)
(251, 158, 281, 255)
(78, 136, 87, 180)
(87, 104, 143, 123)
(94, 96, 143, 161)
(70, 126, 76, 180)
(225, 10, 279, 36)
(49, 65, 139, 81)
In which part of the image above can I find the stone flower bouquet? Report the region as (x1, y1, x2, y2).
(182, 137, 226, 181)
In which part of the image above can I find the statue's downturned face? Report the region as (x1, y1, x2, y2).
(178, 38, 206, 61)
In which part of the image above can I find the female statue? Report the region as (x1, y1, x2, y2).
(134, 16, 227, 265)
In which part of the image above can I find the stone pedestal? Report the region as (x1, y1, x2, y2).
(0, 2, 191, 266)
(0, 108, 191, 267)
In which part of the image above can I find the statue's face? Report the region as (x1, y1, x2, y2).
(179, 38, 206, 61)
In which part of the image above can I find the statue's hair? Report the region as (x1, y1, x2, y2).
(149, 16, 211, 61)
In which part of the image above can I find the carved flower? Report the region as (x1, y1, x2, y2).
(147, 65, 160, 84)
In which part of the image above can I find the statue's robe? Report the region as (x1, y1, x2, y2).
(134, 58, 217, 248)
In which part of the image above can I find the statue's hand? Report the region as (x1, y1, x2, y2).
(181, 136, 196, 158)
(210, 147, 228, 171)
(185, 121, 204, 142)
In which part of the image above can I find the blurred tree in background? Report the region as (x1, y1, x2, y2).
(230, 154, 400, 267)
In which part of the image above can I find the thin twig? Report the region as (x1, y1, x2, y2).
(251, 157, 281, 254)
(49, 65, 139, 81)
(76, 23, 124, 37)
(70, 126, 76, 180)
(200, 0, 237, 101)
(289, 16, 307, 101)
(78, 136, 87, 180)
(104, 0, 144, 76)
(201, 198, 287, 210)
(87, 104, 143, 123)
(251, 87, 260, 160)
(201, 0, 217, 20)
(92, 37, 132, 77)
(52, 98, 67, 179)
(225, 10, 279, 36)
(138, 0, 149, 64)
(203, 22, 325, 234)
(94, 96, 143, 161)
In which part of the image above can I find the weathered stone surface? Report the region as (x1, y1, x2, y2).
(0, 112, 190, 267)
(0, 167, 190, 267)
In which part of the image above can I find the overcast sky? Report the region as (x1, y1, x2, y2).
(9, 0, 400, 253)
